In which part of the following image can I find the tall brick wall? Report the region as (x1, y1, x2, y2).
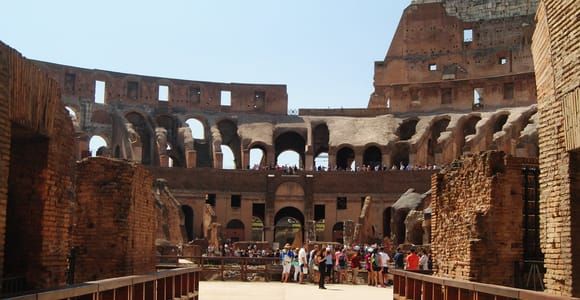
(154, 179, 187, 246)
(531, 0, 580, 296)
(0, 42, 75, 289)
(73, 157, 156, 283)
(431, 151, 537, 286)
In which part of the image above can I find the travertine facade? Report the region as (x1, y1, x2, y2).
(431, 151, 537, 286)
(531, 0, 579, 296)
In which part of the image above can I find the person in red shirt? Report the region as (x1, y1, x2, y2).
(405, 248, 420, 270)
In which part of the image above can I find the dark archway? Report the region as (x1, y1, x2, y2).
(336, 147, 355, 170)
(225, 219, 245, 242)
(398, 119, 419, 141)
(181, 205, 194, 241)
(428, 118, 450, 163)
(392, 143, 410, 169)
(275, 131, 306, 168)
(493, 114, 509, 133)
(218, 119, 241, 169)
(274, 207, 305, 246)
(383, 207, 392, 238)
(126, 112, 154, 165)
(157, 115, 183, 167)
(332, 222, 344, 244)
(363, 146, 382, 169)
(460, 115, 482, 153)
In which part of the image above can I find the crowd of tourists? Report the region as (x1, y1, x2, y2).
(248, 163, 441, 173)
(277, 243, 432, 289)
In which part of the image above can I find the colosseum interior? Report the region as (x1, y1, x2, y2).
(0, 0, 578, 298)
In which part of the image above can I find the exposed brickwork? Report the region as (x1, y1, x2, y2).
(413, 0, 539, 22)
(531, 0, 580, 296)
(154, 179, 187, 245)
(431, 151, 537, 286)
(73, 157, 156, 283)
(0, 42, 75, 289)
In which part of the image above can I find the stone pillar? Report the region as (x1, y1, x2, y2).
(213, 152, 223, 169)
(159, 154, 169, 167)
(304, 150, 314, 171)
(185, 150, 197, 168)
(266, 148, 276, 167)
(242, 149, 250, 169)
(382, 153, 391, 168)
(354, 150, 364, 169)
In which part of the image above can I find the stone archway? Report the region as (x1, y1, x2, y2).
(274, 207, 305, 246)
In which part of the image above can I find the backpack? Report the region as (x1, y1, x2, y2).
(338, 254, 346, 267)
(371, 253, 379, 269)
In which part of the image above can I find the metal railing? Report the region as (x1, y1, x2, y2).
(7, 267, 200, 300)
(390, 269, 575, 300)
(158, 256, 283, 282)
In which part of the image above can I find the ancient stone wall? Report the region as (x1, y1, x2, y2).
(370, 1, 537, 113)
(431, 151, 537, 286)
(34, 61, 289, 115)
(412, 0, 539, 22)
(154, 179, 187, 246)
(0, 42, 76, 289)
(531, 0, 579, 296)
(73, 158, 156, 283)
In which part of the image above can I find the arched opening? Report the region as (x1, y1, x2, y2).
(218, 119, 241, 169)
(89, 135, 108, 157)
(274, 131, 306, 169)
(332, 222, 344, 244)
(274, 207, 305, 246)
(312, 124, 329, 168)
(126, 112, 154, 165)
(392, 143, 410, 169)
(185, 118, 205, 139)
(383, 207, 392, 238)
(225, 219, 245, 242)
(277, 150, 300, 168)
(156, 115, 182, 167)
(493, 114, 509, 133)
(249, 147, 265, 169)
(221, 145, 236, 169)
(251, 216, 264, 241)
(181, 205, 194, 241)
(336, 147, 355, 170)
(428, 118, 450, 163)
(460, 115, 482, 153)
(314, 152, 329, 171)
(167, 144, 174, 168)
(363, 146, 382, 169)
(398, 119, 419, 141)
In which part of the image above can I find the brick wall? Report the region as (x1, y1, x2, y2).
(0, 42, 75, 289)
(73, 157, 156, 283)
(531, 0, 579, 296)
(431, 151, 537, 286)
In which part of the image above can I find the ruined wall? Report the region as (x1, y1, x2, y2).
(73, 158, 156, 283)
(0, 42, 76, 290)
(431, 151, 537, 286)
(370, 1, 537, 113)
(531, 0, 580, 296)
(154, 179, 187, 246)
(34, 61, 289, 115)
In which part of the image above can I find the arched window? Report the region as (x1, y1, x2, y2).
(89, 136, 108, 157)
(185, 118, 205, 139)
(314, 152, 329, 171)
(277, 150, 300, 168)
(336, 147, 355, 170)
(249, 147, 265, 169)
(221, 145, 236, 169)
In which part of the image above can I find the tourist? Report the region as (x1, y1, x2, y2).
(298, 244, 308, 284)
(325, 247, 334, 283)
(364, 247, 373, 285)
(405, 248, 420, 270)
(378, 247, 390, 287)
(335, 247, 347, 283)
(292, 248, 300, 282)
(350, 247, 362, 284)
(308, 245, 319, 283)
(393, 248, 405, 269)
(280, 243, 294, 283)
(370, 248, 381, 287)
(419, 249, 429, 271)
(316, 249, 327, 289)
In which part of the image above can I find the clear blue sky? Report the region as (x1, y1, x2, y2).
(0, 0, 409, 110)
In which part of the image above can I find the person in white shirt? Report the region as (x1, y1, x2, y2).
(419, 249, 429, 270)
(378, 247, 390, 287)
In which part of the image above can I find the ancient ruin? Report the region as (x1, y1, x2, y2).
(0, 0, 578, 298)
